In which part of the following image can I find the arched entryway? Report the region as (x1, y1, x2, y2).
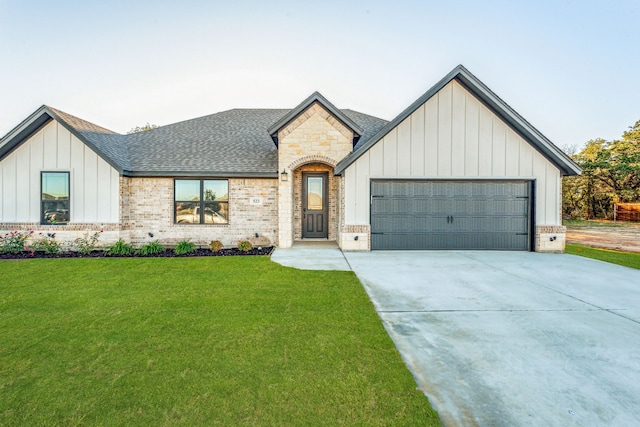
(288, 157, 338, 242)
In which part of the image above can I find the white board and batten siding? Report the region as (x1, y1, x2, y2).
(0, 120, 120, 223)
(344, 80, 562, 226)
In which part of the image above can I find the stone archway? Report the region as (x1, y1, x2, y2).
(290, 160, 338, 242)
(287, 155, 337, 171)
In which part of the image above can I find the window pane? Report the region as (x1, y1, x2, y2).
(175, 201, 199, 223)
(42, 173, 69, 200)
(43, 201, 70, 223)
(204, 180, 228, 201)
(204, 201, 228, 224)
(42, 172, 69, 224)
(174, 179, 229, 224)
(175, 180, 200, 201)
(307, 177, 323, 210)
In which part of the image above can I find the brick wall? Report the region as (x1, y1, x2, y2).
(2, 177, 279, 249)
(0, 223, 120, 249)
(123, 177, 279, 247)
(535, 225, 567, 253)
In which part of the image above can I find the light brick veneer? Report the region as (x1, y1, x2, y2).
(122, 177, 279, 247)
(277, 102, 354, 248)
(0, 223, 121, 249)
(535, 225, 567, 253)
(2, 177, 279, 249)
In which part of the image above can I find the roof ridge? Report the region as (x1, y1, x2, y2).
(45, 105, 120, 135)
(266, 92, 365, 140)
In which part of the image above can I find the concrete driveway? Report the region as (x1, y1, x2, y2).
(343, 251, 640, 426)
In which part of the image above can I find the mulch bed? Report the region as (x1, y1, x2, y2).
(0, 247, 274, 260)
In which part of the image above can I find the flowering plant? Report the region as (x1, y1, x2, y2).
(30, 234, 61, 255)
(0, 230, 31, 254)
(71, 231, 102, 255)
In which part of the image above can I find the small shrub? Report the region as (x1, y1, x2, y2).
(174, 240, 196, 256)
(137, 241, 165, 256)
(30, 235, 62, 255)
(106, 239, 135, 256)
(71, 231, 102, 255)
(237, 240, 253, 252)
(0, 230, 31, 254)
(210, 240, 223, 252)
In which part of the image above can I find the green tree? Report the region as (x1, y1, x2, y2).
(204, 189, 220, 213)
(127, 122, 158, 134)
(204, 189, 216, 201)
(563, 120, 640, 219)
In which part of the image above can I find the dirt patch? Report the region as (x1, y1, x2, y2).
(566, 222, 640, 253)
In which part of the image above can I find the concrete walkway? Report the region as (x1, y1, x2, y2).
(270, 241, 351, 271)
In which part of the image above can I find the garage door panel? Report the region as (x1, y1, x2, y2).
(413, 182, 435, 196)
(371, 180, 531, 250)
(372, 232, 452, 250)
(413, 215, 448, 232)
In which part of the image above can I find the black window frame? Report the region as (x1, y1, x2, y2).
(41, 171, 70, 225)
(174, 179, 229, 225)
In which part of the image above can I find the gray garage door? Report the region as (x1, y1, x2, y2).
(371, 180, 531, 250)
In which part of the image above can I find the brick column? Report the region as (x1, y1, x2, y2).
(278, 175, 293, 248)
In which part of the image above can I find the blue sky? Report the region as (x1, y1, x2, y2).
(1, 0, 638, 150)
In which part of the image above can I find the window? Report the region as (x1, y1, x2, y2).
(175, 179, 229, 224)
(41, 172, 70, 225)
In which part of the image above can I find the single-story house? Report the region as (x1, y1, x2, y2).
(0, 65, 581, 252)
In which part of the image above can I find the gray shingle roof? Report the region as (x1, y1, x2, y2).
(47, 107, 131, 172)
(0, 102, 388, 177)
(124, 109, 287, 177)
(341, 109, 390, 148)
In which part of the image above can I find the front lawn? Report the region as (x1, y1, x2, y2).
(566, 244, 640, 270)
(0, 257, 440, 426)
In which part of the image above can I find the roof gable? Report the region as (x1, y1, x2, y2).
(0, 105, 128, 173)
(0, 105, 52, 160)
(336, 65, 581, 176)
(267, 92, 365, 146)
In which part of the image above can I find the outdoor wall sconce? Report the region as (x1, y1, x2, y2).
(280, 169, 288, 181)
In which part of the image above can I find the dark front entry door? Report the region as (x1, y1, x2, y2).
(302, 172, 329, 238)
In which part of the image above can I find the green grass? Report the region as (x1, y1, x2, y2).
(563, 219, 625, 228)
(566, 244, 640, 270)
(0, 257, 440, 426)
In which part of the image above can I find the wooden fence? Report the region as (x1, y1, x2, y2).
(615, 203, 640, 222)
